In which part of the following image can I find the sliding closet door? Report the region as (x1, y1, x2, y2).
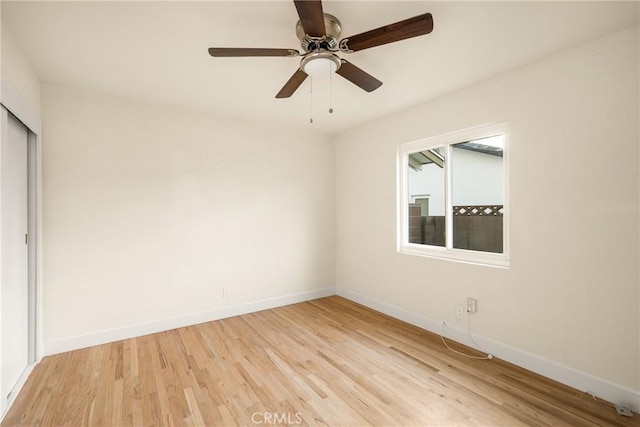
(1, 108, 29, 402)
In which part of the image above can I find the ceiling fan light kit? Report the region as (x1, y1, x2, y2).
(209, 0, 433, 102)
(301, 52, 341, 77)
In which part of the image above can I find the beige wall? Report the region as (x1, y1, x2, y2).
(1, 28, 41, 120)
(42, 85, 335, 341)
(335, 26, 639, 393)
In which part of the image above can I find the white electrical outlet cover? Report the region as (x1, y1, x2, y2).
(615, 405, 633, 417)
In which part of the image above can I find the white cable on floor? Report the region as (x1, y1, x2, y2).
(586, 391, 601, 402)
(440, 321, 493, 360)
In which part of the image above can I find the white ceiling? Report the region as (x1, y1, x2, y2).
(3, 1, 639, 134)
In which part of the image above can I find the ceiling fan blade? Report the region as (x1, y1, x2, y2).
(293, 0, 326, 37)
(208, 48, 299, 57)
(341, 13, 433, 52)
(336, 60, 382, 93)
(276, 69, 309, 98)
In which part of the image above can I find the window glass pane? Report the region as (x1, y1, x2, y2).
(407, 147, 446, 247)
(451, 135, 504, 253)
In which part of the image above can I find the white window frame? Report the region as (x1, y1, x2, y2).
(397, 121, 509, 268)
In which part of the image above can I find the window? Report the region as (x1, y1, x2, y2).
(398, 122, 508, 267)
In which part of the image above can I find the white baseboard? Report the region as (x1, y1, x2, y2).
(336, 286, 640, 413)
(44, 287, 335, 356)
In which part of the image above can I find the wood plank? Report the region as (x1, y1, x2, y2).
(2, 296, 637, 426)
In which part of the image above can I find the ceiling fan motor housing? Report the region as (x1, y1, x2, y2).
(296, 13, 342, 52)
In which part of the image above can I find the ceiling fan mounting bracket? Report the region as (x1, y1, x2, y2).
(299, 35, 338, 53)
(338, 39, 353, 54)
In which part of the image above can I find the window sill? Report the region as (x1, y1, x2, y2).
(398, 244, 510, 269)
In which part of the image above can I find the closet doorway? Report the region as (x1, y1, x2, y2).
(1, 106, 38, 413)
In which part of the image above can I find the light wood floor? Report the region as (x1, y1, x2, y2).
(2, 296, 637, 426)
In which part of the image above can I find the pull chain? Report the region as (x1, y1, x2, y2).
(309, 76, 314, 124)
(329, 67, 334, 114)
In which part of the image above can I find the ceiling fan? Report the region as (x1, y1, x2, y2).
(208, 0, 433, 99)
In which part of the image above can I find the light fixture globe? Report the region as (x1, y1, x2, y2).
(300, 52, 341, 78)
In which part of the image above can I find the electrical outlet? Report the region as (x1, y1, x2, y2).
(616, 404, 633, 417)
(223, 288, 230, 299)
(467, 298, 477, 313)
(456, 306, 464, 319)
